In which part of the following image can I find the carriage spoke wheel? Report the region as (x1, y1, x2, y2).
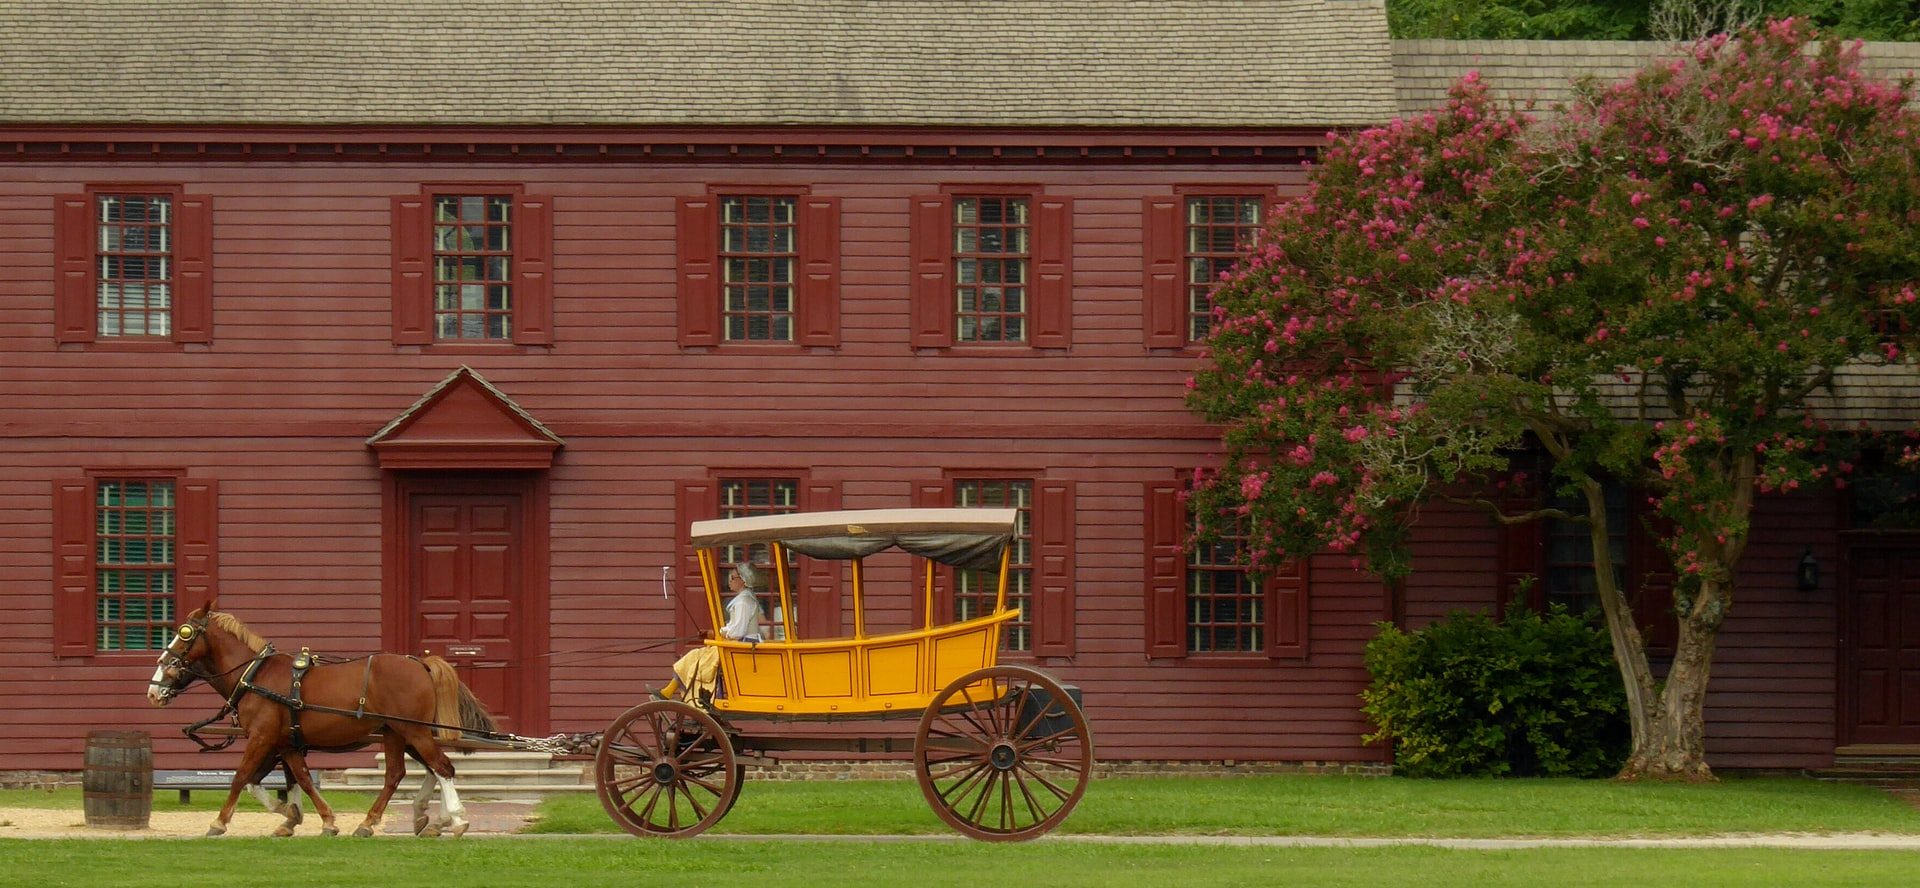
(595, 700, 739, 838)
(914, 665, 1093, 841)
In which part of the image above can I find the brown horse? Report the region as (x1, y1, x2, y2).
(146, 600, 497, 837)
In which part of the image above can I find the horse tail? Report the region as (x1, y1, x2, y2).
(421, 656, 499, 741)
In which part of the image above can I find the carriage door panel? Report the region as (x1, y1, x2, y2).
(411, 493, 522, 730)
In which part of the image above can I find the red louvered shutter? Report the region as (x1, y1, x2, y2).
(1030, 196, 1073, 348)
(796, 196, 841, 347)
(391, 195, 432, 345)
(908, 195, 952, 348)
(1266, 559, 1309, 659)
(1144, 483, 1188, 659)
(674, 480, 720, 645)
(677, 197, 720, 347)
(1032, 480, 1077, 657)
(175, 479, 219, 617)
(798, 480, 842, 638)
(1142, 196, 1184, 348)
(54, 195, 95, 344)
(910, 482, 951, 629)
(513, 195, 554, 346)
(171, 194, 214, 343)
(52, 479, 95, 657)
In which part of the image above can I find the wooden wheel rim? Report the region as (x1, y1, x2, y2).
(913, 665, 1093, 841)
(594, 700, 739, 838)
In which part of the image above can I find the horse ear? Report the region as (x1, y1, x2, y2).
(204, 597, 218, 615)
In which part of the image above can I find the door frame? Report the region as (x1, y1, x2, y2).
(381, 471, 551, 735)
(1837, 534, 1920, 749)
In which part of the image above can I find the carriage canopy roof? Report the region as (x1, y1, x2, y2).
(689, 508, 1018, 570)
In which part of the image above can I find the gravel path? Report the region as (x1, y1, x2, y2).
(0, 801, 536, 839)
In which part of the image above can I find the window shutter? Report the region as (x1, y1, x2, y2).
(796, 196, 841, 347)
(1630, 500, 1679, 654)
(1142, 196, 1184, 348)
(677, 196, 720, 347)
(1032, 480, 1077, 657)
(513, 195, 554, 346)
(52, 479, 94, 656)
(1030, 196, 1073, 349)
(54, 195, 94, 344)
(1143, 483, 1188, 659)
(172, 194, 214, 344)
(797, 480, 842, 638)
(908, 195, 951, 348)
(1265, 559, 1308, 659)
(176, 479, 219, 617)
(674, 480, 720, 644)
(910, 482, 951, 629)
(391, 195, 432, 345)
(1495, 477, 1545, 609)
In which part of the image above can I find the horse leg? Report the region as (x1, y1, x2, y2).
(210, 743, 276, 837)
(353, 731, 409, 837)
(243, 758, 303, 836)
(411, 762, 440, 836)
(399, 728, 468, 838)
(278, 752, 337, 836)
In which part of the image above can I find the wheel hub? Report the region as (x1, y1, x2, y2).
(988, 740, 1018, 771)
(652, 760, 677, 785)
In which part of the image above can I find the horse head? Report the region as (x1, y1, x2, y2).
(147, 600, 219, 706)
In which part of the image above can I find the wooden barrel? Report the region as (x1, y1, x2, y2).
(82, 730, 152, 830)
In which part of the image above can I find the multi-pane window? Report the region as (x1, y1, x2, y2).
(432, 195, 514, 340)
(95, 479, 176, 651)
(1543, 486, 1628, 615)
(955, 480, 1033, 652)
(1185, 197, 1262, 341)
(954, 197, 1029, 342)
(1187, 520, 1264, 653)
(718, 478, 800, 575)
(96, 195, 174, 337)
(721, 196, 796, 342)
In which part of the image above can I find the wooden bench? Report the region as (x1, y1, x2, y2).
(153, 769, 310, 803)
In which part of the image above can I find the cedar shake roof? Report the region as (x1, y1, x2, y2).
(1392, 38, 1920, 115)
(0, 0, 1397, 128)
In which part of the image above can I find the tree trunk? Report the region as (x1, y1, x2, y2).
(1618, 594, 1724, 781)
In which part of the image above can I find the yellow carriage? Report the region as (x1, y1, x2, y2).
(593, 508, 1093, 840)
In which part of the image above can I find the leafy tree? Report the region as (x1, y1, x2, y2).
(1188, 20, 1920, 779)
(1390, 0, 1920, 40)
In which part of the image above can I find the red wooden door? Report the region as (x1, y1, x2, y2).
(1846, 546, 1920, 745)
(410, 491, 523, 730)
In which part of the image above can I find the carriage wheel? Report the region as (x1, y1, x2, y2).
(595, 700, 739, 838)
(914, 665, 1093, 841)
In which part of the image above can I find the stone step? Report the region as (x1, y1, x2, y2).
(335, 749, 585, 795)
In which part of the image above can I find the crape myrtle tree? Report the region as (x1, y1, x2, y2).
(1187, 19, 1920, 779)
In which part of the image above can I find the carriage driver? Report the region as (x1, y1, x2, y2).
(653, 562, 762, 704)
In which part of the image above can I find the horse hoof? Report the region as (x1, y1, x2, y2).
(352, 826, 372, 838)
(412, 815, 430, 834)
(447, 821, 470, 838)
(417, 826, 441, 838)
(205, 825, 226, 838)
(272, 827, 293, 838)
(321, 826, 339, 837)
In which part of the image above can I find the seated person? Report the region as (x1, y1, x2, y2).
(653, 562, 762, 704)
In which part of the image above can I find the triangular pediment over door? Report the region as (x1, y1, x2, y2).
(366, 365, 564, 470)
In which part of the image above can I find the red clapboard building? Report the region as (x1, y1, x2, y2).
(1, 1, 1916, 777)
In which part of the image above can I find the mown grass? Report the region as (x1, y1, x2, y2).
(3, 839, 1920, 888)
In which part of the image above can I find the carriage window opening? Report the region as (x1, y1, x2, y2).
(95, 479, 177, 651)
(1185, 196, 1261, 342)
(96, 195, 174, 338)
(955, 480, 1032, 652)
(721, 196, 796, 342)
(432, 195, 514, 341)
(953, 196, 1029, 343)
(1187, 516, 1264, 653)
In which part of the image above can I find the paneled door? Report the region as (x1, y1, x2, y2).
(1845, 546, 1920, 745)
(409, 489, 523, 730)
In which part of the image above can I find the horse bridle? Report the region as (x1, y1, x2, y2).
(150, 614, 252, 703)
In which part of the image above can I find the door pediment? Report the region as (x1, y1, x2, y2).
(367, 366, 563, 469)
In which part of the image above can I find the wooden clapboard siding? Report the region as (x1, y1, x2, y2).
(0, 146, 1860, 774)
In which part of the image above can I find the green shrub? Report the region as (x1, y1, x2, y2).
(1360, 600, 1629, 778)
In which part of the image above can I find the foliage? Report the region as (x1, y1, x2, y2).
(1189, 19, 1920, 776)
(1360, 601, 1630, 778)
(1389, 0, 1920, 40)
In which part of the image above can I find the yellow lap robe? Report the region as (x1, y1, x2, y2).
(669, 645, 722, 703)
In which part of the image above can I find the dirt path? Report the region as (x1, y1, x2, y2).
(0, 801, 535, 839)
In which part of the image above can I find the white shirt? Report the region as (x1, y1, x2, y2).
(720, 588, 761, 642)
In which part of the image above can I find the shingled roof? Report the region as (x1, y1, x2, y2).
(1393, 38, 1920, 115)
(0, 0, 1396, 128)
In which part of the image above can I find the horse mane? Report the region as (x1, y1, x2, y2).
(208, 612, 269, 653)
